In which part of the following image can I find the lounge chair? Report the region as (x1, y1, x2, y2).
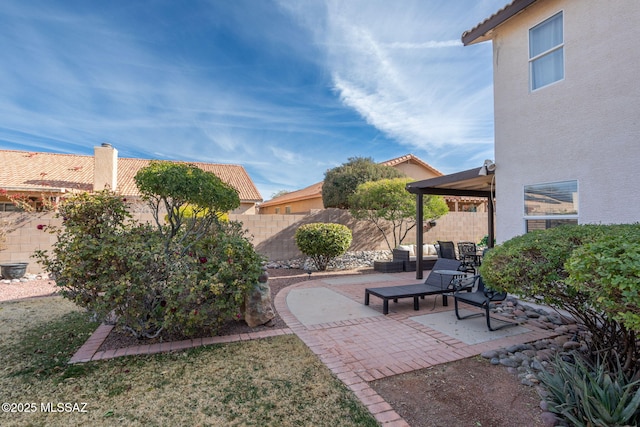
(364, 258, 470, 315)
(452, 275, 516, 331)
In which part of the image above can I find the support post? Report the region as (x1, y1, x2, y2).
(416, 192, 424, 279)
(488, 195, 495, 248)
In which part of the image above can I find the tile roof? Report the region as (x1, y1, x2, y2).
(258, 181, 323, 208)
(381, 153, 443, 176)
(461, 0, 538, 46)
(259, 154, 442, 207)
(0, 149, 262, 202)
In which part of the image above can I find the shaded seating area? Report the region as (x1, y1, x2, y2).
(452, 275, 516, 331)
(364, 258, 470, 315)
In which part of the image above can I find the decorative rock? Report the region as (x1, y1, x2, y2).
(266, 250, 391, 270)
(562, 341, 581, 350)
(481, 350, 499, 359)
(490, 357, 500, 365)
(499, 358, 520, 368)
(531, 358, 546, 371)
(540, 411, 559, 427)
(242, 270, 275, 328)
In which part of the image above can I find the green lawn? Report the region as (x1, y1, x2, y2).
(0, 296, 378, 427)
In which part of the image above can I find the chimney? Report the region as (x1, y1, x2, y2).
(93, 143, 118, 191)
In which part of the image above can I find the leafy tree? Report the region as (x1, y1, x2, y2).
(35, 162, 263, 339)
(295, 223, 352, 271)
(322, 157, 403, 209)
(134, 161, 239, 253)
(349, 178, 448, 251)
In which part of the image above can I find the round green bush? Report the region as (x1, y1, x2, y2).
(480, 223, 640, 376)
(566, 224, 640, 332)
(295, 223, 352, 271)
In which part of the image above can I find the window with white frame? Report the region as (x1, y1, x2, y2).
(529, 11, 564, 90)
(524, 180, 578, 232)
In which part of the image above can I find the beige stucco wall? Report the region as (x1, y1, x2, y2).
(490, 0, 640, 242)
(232, 202, 257, 215)
(259, 196, 324, 215)
(392, 163, 439, 181)
(1, 210, 488, 272)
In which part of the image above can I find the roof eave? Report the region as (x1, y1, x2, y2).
(461, 0, 539, 46)
(405, 167, 494, 198)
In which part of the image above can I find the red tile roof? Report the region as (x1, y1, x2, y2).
(381, 153, 443, 176)
(259, 154, 442, 208)
(258, 181, 323, 208)
(0, 149, 262, 202)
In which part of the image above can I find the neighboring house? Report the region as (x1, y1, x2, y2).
(0, 145, 263, 214)
(460, 0, 640, 241)
(258, 154, 486, 214)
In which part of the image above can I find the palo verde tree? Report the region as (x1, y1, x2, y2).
(322, 157, 403, 209)
(349, 177, 448, 251)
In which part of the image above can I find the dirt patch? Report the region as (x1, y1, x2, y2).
(371, 356, 545, 427)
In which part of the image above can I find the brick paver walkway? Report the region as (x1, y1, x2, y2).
(70, 271, 557, 426)
(273, 272, 556, 425)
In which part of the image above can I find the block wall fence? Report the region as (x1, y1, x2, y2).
(1, 210, 489, 273)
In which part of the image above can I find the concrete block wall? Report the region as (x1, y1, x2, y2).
(1, 210, 490, 273)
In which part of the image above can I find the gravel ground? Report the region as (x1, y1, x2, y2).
(0, 279, 59, 302)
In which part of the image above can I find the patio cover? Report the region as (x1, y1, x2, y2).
(406, 167, 496, 279)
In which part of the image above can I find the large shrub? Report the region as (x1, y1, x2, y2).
(565, 225, 640, 333)
(295, 223, 352, 271)
(480, 223, 640, 376)
(35, 188, 263, 339)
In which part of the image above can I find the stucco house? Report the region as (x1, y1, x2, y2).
(0, 144, 263, 214)
(259, 154, 486, 214)
(408, 0, 640, 250)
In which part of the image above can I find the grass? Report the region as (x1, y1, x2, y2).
(0, 296, 378, 427)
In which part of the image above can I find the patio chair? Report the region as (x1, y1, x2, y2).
(365, 258, 470, 314)
(457, 241, 479, 272)
(452, 275, 516, 331)
(437, 241, 457, 259)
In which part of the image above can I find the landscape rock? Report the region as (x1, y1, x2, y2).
(242, 269, 275, 328)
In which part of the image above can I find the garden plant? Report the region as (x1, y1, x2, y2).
(480, 223, 640, 426)
(35, 162, 265, 339)
(349, 177, 448, 251)
(294, 222, 352, 271)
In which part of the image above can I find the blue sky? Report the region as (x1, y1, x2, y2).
(0, 0, 507, 200)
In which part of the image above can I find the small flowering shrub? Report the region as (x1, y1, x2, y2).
(35, 164, 264, 339)
(295, 223, 352, 271)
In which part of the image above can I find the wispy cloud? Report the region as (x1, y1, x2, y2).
(0, 0, 506, 197)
